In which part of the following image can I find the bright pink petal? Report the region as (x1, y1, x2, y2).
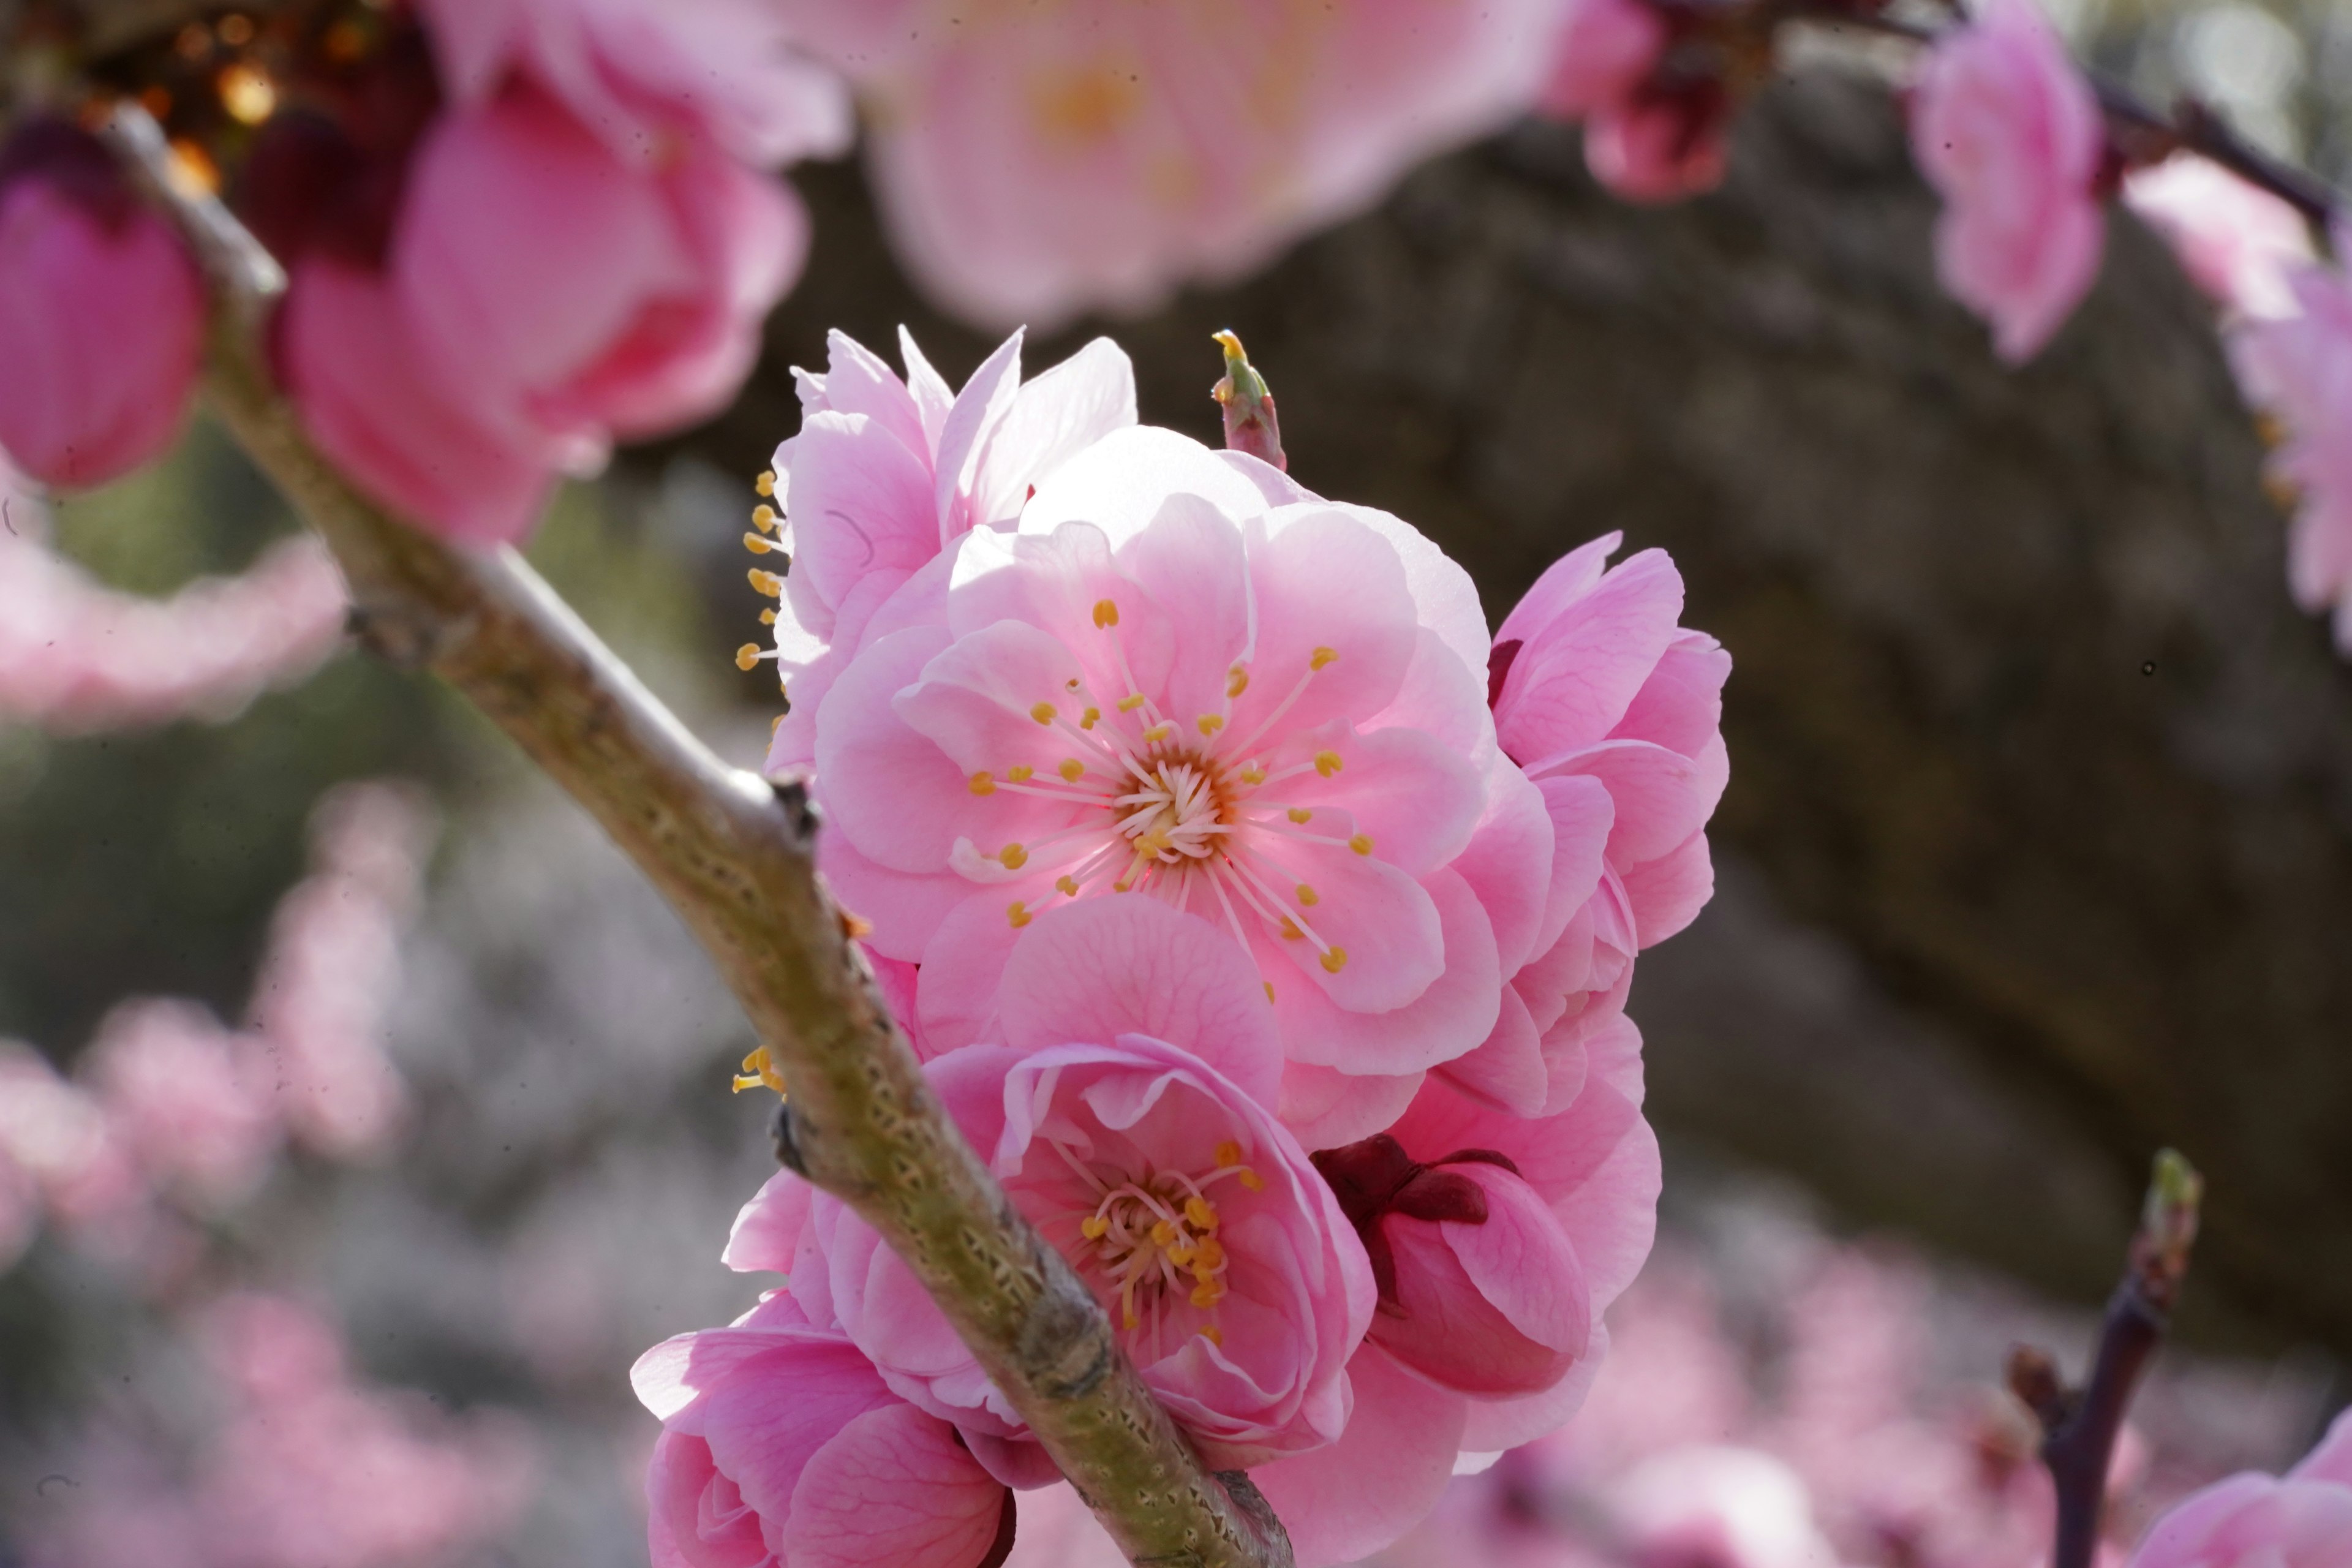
(1434, 982, 1547, 1115)
(783, 410, 944, 633)
(1623, 827, 1716, 947)
(1262, 865, 1488, 1061)
(1238, 507, 1420, 739)
(722, 1172, 812, 1277)
(1496, 548, 1685, 763)
(1276, 1062, 1425, 1150)
(1251, 1343, 1468, 1567)
(970, 336, 1139, 529)
(1451, 761, 1556, 974)
(788, 1404, 1008, 1568)
(1276, 724, 1485, 876)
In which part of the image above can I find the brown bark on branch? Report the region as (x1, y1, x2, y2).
(98, 104, 1292, 1568)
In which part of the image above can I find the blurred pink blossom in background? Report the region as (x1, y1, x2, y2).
(0, 120, 203, 489)
(2230, 251, 2352, 653)
(2123, 156, 2315, 322)
(1909, 0, 2107, 363)
(0, 782, 431, 1280)
(774, 0, 1561, 326)
(2129, 1410, 2352, 1568)
(29, 1293, 534, 1568)
(0, 468, 347, 733)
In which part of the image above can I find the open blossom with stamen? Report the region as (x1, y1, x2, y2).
(2230, 257, 2352, 654)
(723, 898, 1372, 1475)
(807, 423, 1530, 1144)
(758, 327, 1136, 773)
(2128, 1409, 2352, 1568)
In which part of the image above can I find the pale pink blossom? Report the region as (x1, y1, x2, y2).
(1606, 1446, 1841, 1568)
(0, 120, 203, 488)
(0, 466, 347, 732)
(761, 326, 1137, 774)
(777, 0, 1562, 326)
(415, 0, 851, 167)
(728, 897, 1373, 1478)
(2123, 156, 2315, 321)
(633, 1292, 1011, 1568)
(1457, 534, 1728, 1117)
(2128, 1410, 2352, 1568)
(806, 423, 1525, 1144)
(2229, 261, 2352, 653)
(84, 1000, 279, 1211)
(1910, 0, 2107, 363)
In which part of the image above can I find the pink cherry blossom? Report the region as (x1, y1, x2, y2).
(0, 120, 203, 489)
(726, 897, 1373, 1474)
(1607, 1446, 1841, 1568)
(775, 0, 1561, 326)
(0, 464, 347, 732)
(1910, 0, 2107, 363)
(2123, 156, 2315, 321)
(414, 0, 850, 168)
(761, 327, 1137, 775)
(2128, 1410, 2352, 1568)
(633, 1292, 1011, 1568)
(1457, 533, 1728, 1117)
(807, 423, 1526, 1144)
(2229, 260, 2352, 653)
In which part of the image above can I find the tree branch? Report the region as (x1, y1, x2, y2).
(2006, 1150, 2203, 1568)
(98, 102, 1291, 1568)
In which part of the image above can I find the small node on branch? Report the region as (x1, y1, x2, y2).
(2007, 1148, 2204, 1568)
(1211, 330, 1286, 472)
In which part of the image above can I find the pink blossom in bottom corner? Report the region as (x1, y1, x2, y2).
(633, 1292, 1012, 1568)
(1909, 0, 2107, 364)
(2129, 1410, 2352, 1568)
(2229, 261, 2352, 654)
(0, 120, 203, 489)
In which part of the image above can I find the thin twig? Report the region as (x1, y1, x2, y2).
(2006, 1150, 2203, 1568)
(97, 101, 1292, 1568)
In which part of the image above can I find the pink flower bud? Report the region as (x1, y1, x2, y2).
(0, 121, 202, 488)
(1586, 79, 1733, 204)
(1542, 0, 1672, 120)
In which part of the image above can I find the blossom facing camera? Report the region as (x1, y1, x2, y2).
(807, 423, 1534, 1144)
(0, 121, 203, 489)
(1909, 0, 2107, 364)
(760, 327, 1138, 774)
(633, 1293, 1014, 1568)
(2128, 1408, 2352, 1568)
(726, 897, 1373, 1474)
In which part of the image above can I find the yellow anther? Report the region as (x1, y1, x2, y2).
(998, 844, 1029, 870)
(755, 470, 775, 497)
(735, 644, 763, 672)
(751, 503, 777, 532)
(748, 568, 783, 597)
(1185, 1195, 1219, 1230)
(1081, 707, 1101, 729)
(1093, 598, 1120, 628)
(1136, 831, 1170, 856)
(1080, 1215, 1109, 1240)
(1143, 723, 1174, 743)
(744, 531, 774, 554)
(1030, 701, 1056, 725)
(1060, 758, 1085, 782)
(1167, 1242, 1196, 1267)
(1055, 875, 1080, 896)
(1117, 693, 1147, 713)
(1237, 1168, 1265, 1192)
(1201, 1324, 1224, 1347)
(1227, 666, 1250, 698)
(1264, 982, 1276, 1002)
(1007, 901, 1031, 928)
(1125, 1303, 1140, 1329)
(1310, 646, 1339, 671)
(1278, 918, 1304, 941)
(1215, 1140, 1243, 1167)
(771, 715, 785, 736)
(731, 1047, 788, 1097)
(1193, 1236, 1225, 1270)
(1239, 764, 1267, 785)
(1152, 1219, 1178, 1246)
(968, 772, 995, 796)
(1197, 714, 1225, 736)
(1295, 884, 1319, 907)
(1314, 750, 1344, 777)
(1006, 765, 1033, 783)
(760, 608, 777, 625)
(1349, 833, 1374, 856)
(1287, 808, 1311, 824)
(1191, 1282, 1220, 1309)
(1320, 947, 1349, 974)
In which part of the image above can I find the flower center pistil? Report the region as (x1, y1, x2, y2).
(1061, 1139, 1265, 1350)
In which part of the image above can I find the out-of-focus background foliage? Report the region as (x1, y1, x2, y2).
(2, 1, 2348, 1564)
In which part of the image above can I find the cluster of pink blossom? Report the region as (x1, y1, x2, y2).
(28, 1292, 535, 1568)
(0, 782, 429, 1280)
(636, 327, 1726, 1566)
(0, 2, 849, 542)
(0, 463, 347, 731)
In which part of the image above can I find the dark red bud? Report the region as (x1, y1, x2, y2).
(1389, 1169, 1491, 1225)
(0, 119, 141, 231)
(1311, 1134, 1422, 1232)
(1435, 1147, 1521, 1176)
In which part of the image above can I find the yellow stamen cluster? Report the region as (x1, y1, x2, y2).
(731, 1046, 788, 1097)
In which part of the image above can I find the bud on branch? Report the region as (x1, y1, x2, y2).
(1212, 328, 1286, 472)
